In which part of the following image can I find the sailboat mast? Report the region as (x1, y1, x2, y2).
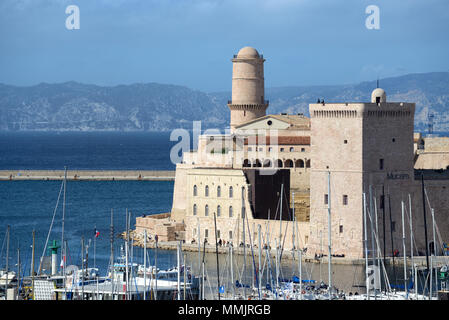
(382, 186, 386, 262)
(292, 192, 295, 260)
(241, 186, 246, 299)
(294, 208, 303, 300)
(421, 174, 430, 275)
(155, 234, 158, 300)
(197, 218, 201, 279)
(110, 208, 114, 299)
(184, 254, 187, 300)
(81, 236, 85, 300)
(388, 194, 397, 287)
(374, 194, 381, 277)
(327, 171, 332, 299)
(177, 241, 181, 300)
(214, 212, 220, 300)
(368, 185, 376, 292)
(432, 208, 437, 294)
(401, 201, 408, 297)
(408, 194, 415, 292)
(17, 245, 20, 301)
(258, 224, 262, 297)
(363, 193, 370, 299)
(279, 184, 283, 249)
(125, 209, 129, 300)
(31, 229, 35, 300)
(5, 225, 10, 296)
(430, 208, 436, 299)
(61, 167, 67, 276)
(408, 194, 417, 297)
(197, 218, 201, 300)
(201, 239, 206, 300)
(94, 225, 96, 271)
(144, 229, 147, 300)
(230, 244, 235, 299)
(274, 238, 279, 299)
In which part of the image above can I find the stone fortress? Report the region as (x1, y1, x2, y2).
(136, 46, 449, 260)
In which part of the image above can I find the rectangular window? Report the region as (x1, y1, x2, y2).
(391, 222, 396, 232)
(248, 147, 252, 151)
(379, 158, 384, 170)
(205, 229, 209, 238)
(343, 195, 348, 205)
(301, 148, 305, 152)
(280, 148, 284, 152)
(324, 194, 328, 205)
(229, 231, 233, 239)
(305, 236, 309, 244)
(380, 195, 385, 209)
(217, 230, 220, 239)
(339, 225, 343, 233)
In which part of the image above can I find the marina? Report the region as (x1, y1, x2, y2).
(1, 170, 448, 300)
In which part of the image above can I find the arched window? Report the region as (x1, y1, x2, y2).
(217, 205, 221, 217)
(289, 147, 294, 152)
(193, 185, 197, 196)
(205, 185, 209, 197)
(193, 204, 197, 216)
(263, 159, 272, 167)
(295, 159, 304, 168)
(229, 206, 233, 217)
(243, 159, 251, 167)
(253, 159, 262, 167)
(276, 159, 283, 168)
(285, 159, 293, 168)
(205, 204, 209, 216)
(229, 186, 233, 198)
(217, 186, 221, 197)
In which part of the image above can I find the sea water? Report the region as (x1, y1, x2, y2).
(0, 132, 180, 275)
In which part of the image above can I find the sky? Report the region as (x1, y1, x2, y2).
(0, 0, 448, 92)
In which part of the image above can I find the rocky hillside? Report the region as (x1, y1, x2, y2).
(1, 72, 448, 132)
(0, 82, 227, 131)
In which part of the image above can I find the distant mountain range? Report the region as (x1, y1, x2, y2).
(1, 72, 448, 132)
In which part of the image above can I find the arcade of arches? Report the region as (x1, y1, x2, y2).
(242, 158, 310, 168)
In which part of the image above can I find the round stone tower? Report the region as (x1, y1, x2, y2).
(228, 46, 269, 132)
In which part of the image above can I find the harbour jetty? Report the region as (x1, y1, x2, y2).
(0, 170, 175, 181)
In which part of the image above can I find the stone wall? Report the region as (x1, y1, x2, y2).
(135, 213, 184, 242)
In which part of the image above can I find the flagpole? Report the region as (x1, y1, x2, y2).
(94, 225, 97, 271)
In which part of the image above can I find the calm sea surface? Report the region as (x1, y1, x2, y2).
(0, 132, 181, 277)
(0, 131, 177, 170)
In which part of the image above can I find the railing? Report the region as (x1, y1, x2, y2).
(228, 100, 269, 105)
(233, 54, 264, 59)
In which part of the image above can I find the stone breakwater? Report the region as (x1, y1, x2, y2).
(0, 170, 175, 181)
